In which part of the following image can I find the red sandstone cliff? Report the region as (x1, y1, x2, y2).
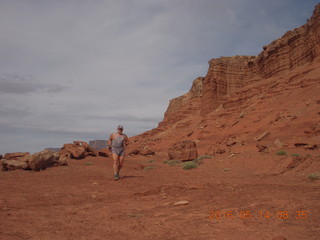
(129, 4, 320, 158)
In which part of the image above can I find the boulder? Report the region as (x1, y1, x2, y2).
(58, 154, 69, 166)
(60, 143, 86, 159)
(1, 151, 65, 171)
(4, 152, 30, 160)
(129, 149, 140, 155)
(97, 148, 110, 157)
(168, 140, 198, 161)
(1, 152, 30, 171)
(60, 141, 98, 160)
(28, 150, 59, 171)
(1, 159, 29, 171)
(256, 143, 268, 152)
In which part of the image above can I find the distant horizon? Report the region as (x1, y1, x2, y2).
(0, 0, 319, 154)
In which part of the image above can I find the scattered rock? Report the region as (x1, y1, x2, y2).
(287, 156, 307, 169)
(4, 152, 30, 161)
(213, 145, 227, 154)
(28, 150, 58, 171)
(91, 194, 98, 200)
(174, 200, 189, 206)
(305, 144, 319, 150)
(225, 137, 238, 147)
(256, 144, 268, 152)
(168, 140, 198, 161)
(272, 237, 287, 240)
(98, 148, 110, 157)
(140, 148, 156, 156)
(294, 143, 309, 147)
(58, 154, 69, 166)
(274, 138, 283, 148)
(231, 120, 239, 126)
(239, 111, 246, 118)
(1, 152, 30, 171)
(1, 159, 29, 171)
(60, 141, 97, 160)
(129, 149, 140, 155)
(1, 151, 64, 171)
(254, 131, 270, 142)
(187, 131, 193, 137)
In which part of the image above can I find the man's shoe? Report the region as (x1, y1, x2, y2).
(114, 173, 120, 180)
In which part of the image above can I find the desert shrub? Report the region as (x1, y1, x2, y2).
(143, 166, 156, 170)
(183, 161, 198, 170)
(292, 153, 300, 157)
(192, 155, 213, 165)
(195, 155, 213, 161)
(307, 173, 320, 181)
(223, 168, 231, 172)
(163, 160, 182, 166)
(276, 150, 287, 156)
(85, 162, 93, 165)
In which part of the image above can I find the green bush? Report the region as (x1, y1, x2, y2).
(276, 150, 287, 156)
(163, 160, 182, 166)
(85, 162, 93, 166)
(195, 155, 213, 161)
(307, 173, 320, 181)
(292, 153, 300, 157)
(183, 161, 198, 170)
(193, 155, 213, 165)
(143, 166, 156, 170)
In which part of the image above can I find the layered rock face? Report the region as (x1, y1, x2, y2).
(201, 56, 257, 115)
(256, 4, 320, 79)
(163, 3, 320, 117)
(129, 3, 320, 157)
(159, 77, 204, 128)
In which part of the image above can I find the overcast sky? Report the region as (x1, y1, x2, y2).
(0, 0, 318, 154)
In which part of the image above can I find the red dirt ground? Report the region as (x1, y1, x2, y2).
(1, 151, 319, 240)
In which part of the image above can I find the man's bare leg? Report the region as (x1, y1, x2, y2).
(119, 156, 125, 172)
(112, 153, 120, 179)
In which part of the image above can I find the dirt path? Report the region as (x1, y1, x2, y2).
(0, 154, 319, 240)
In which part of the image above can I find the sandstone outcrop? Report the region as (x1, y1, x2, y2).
(2, 159, 29, 171)
(129, 3, 320, 162)
(160, 3, 320, 118)
(168, 140, 198, 161)
(1, 150, 65, 171)
(159, 77, 204, 128)
(28, 150, 61, 171)
(60, 141, 98, 160)
(1, 152, 30, 171)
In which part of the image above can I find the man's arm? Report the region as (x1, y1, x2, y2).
(108, 134, 114, 149)
(124, 135, 129, 146)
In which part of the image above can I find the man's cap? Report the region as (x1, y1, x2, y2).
(117, 125, 124, 129)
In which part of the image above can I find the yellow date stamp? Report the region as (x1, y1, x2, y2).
(208, 210, 308, 220)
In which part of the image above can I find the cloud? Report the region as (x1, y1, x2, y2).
(0, 74, 65, 94)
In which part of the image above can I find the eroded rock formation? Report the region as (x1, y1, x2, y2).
(129, 3, 320, 158)
(160, 3, 320, 119)
(59, 141, 98, 160)
(1, 150, 65, 171)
